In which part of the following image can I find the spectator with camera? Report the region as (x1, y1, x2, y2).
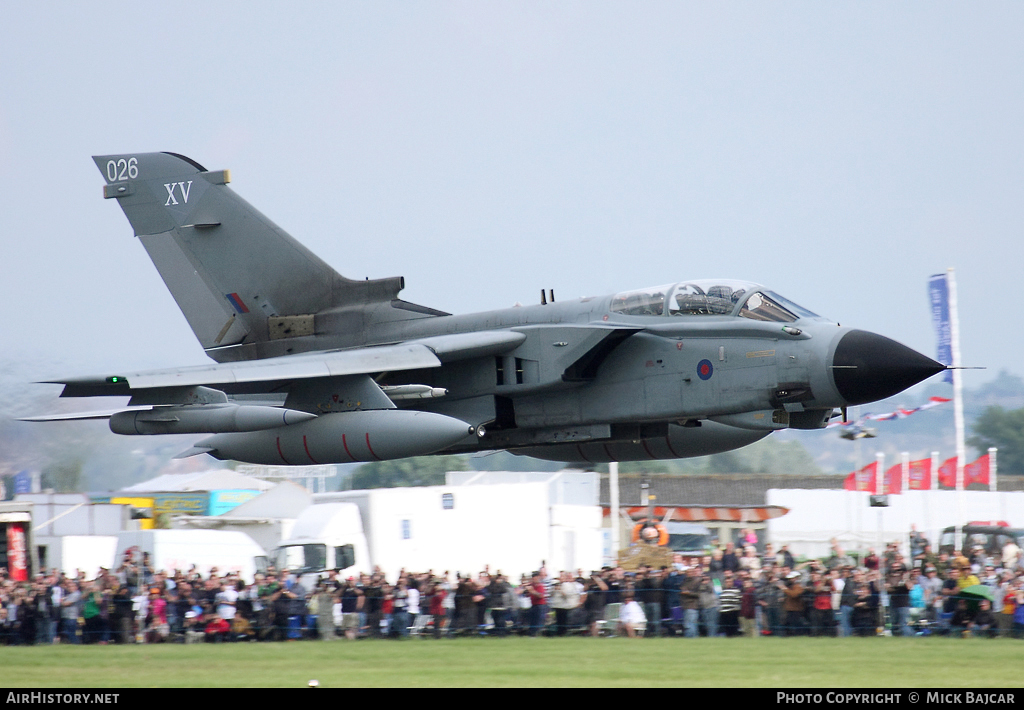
(635, 567, 663, 637)
(779, 571, 805, 637)
(759, 568, 783, 636)
(851, 578, 876, 636)
(660, 565, 683, 635)
(839, 569, 862, 637)
(808, 572, 833, 637)
(676, 565, 700, 638)
(391, 577, 410, 638)
(525, 571, 547, 637)
(59, 580, 81, 644)
(581, 571, 608, 637)
(548, 571, 579, 636)
(449, 575, 477, 636)
(486, 573, 513, 636)
(697, 569, 719, 638)
(887, 569, 913, 637)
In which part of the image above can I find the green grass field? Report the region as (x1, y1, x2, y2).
(0, 637, 1019, 687)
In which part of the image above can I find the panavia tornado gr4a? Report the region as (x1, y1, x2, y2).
(27, 152, 946, 465)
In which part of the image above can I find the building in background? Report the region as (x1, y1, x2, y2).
(15, 492, 146, 576)
(92, 469, 275, 523)
(171, 480, 312, 554)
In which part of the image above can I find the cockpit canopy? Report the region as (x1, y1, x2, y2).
(608, 280, 820, 323)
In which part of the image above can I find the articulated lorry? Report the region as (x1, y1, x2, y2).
(273, 482, 602, 583)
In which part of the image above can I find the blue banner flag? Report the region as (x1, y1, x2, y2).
(928, 273, 953, 383)
(13, 471, 32, 494)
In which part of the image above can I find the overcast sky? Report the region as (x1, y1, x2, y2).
(2, 3, 1022, 403)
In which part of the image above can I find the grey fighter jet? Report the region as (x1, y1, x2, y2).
(26, 152, 946, 465)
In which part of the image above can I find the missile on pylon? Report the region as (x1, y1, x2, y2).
(110, 404, 317, 435)
(381, 384, 448, 400)
(195, 409, 473, 465)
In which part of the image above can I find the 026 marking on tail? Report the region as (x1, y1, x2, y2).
(104, 157, 138, 181)
(25, 151, 947, 466)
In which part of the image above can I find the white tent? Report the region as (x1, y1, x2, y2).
(219, 480, 311, 519)
(767, 488, 1024, 559)
(171, 481, 311, 554)
(120, 470, 274, 493)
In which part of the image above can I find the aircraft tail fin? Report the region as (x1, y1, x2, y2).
(93, 152, 404, 361)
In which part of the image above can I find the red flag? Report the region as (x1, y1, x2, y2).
(907, 458, 932, 490)
(938, 456, 957, 488)
(965, 454, 990, 486)
(844, 462, 877, 493)
(883, 463, 903, 495)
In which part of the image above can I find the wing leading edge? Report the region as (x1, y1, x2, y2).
(44, 330, 527, 398)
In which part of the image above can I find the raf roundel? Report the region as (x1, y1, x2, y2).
(697, 359, 714, 381)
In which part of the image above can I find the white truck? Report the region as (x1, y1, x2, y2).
(37, 535, 119, 578)
(115, 529, 267, 582)
(272, 481, 603, 582)
(272, 502, 370, 581)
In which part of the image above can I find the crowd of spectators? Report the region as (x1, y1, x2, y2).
(1, 530, 1023, 643)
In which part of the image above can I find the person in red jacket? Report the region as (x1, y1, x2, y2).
(427, 579, 446, 639)
(204, 613, 229, 643)
(809, 573, 834, 636)
(739, 579, 757, 637)
(527, 572, 547, 637)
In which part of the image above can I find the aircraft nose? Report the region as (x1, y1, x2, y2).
(831, 330, 946, 406)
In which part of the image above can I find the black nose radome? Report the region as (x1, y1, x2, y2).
(832, 330, 946, 406)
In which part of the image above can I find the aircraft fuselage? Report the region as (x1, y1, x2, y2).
(33, 152, 945, 466)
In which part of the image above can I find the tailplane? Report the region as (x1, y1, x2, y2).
(94, 152, 404, 361)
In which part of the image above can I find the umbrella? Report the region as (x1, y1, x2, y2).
(958, 584, 995, 612)
(959, 584, 994, 602)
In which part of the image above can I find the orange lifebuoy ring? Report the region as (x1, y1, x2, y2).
(631, 522, 669, 546)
